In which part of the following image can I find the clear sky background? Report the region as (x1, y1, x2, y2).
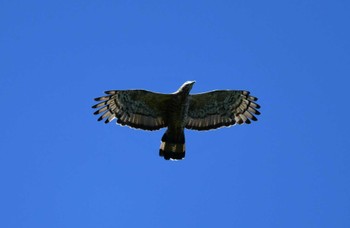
(1, 0, 349, 227)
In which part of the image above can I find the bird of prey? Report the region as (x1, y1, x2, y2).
(92, 81, 260, 160)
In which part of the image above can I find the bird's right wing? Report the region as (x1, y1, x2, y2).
(186, 90, 260, 131)
(92, 90, 173, 130)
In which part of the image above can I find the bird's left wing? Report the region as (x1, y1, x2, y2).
(186, 90, 260, 131)
(92, 90, 172, 130)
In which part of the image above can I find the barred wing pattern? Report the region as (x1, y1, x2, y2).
(186, 90, 260, 130)
(92, 90, 172, 130)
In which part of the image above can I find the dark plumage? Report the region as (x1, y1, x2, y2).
(92, 81, 260, 160)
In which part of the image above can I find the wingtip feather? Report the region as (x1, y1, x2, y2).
(105, 90, 117, 95)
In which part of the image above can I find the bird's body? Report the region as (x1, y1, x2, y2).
(159, 82, 193, 159)
(92, 81, 260, 160)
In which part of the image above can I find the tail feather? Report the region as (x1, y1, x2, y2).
(159, 130, 185, 160)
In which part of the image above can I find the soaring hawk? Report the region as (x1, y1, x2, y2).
(92, 81, 260, 160)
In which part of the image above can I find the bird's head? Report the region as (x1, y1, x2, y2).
(176, 81, 195, 94)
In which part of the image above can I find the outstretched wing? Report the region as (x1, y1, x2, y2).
(186, 90, 260, 131)
(92, 90, 172, 130)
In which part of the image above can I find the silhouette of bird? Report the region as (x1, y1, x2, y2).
(92, 81, 260, 160)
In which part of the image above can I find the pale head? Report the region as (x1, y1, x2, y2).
(176, 81, 196, 94)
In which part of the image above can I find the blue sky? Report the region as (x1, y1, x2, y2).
(1, 0, 349, 227)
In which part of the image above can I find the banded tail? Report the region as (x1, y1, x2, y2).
(159, 130, 185, 160)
